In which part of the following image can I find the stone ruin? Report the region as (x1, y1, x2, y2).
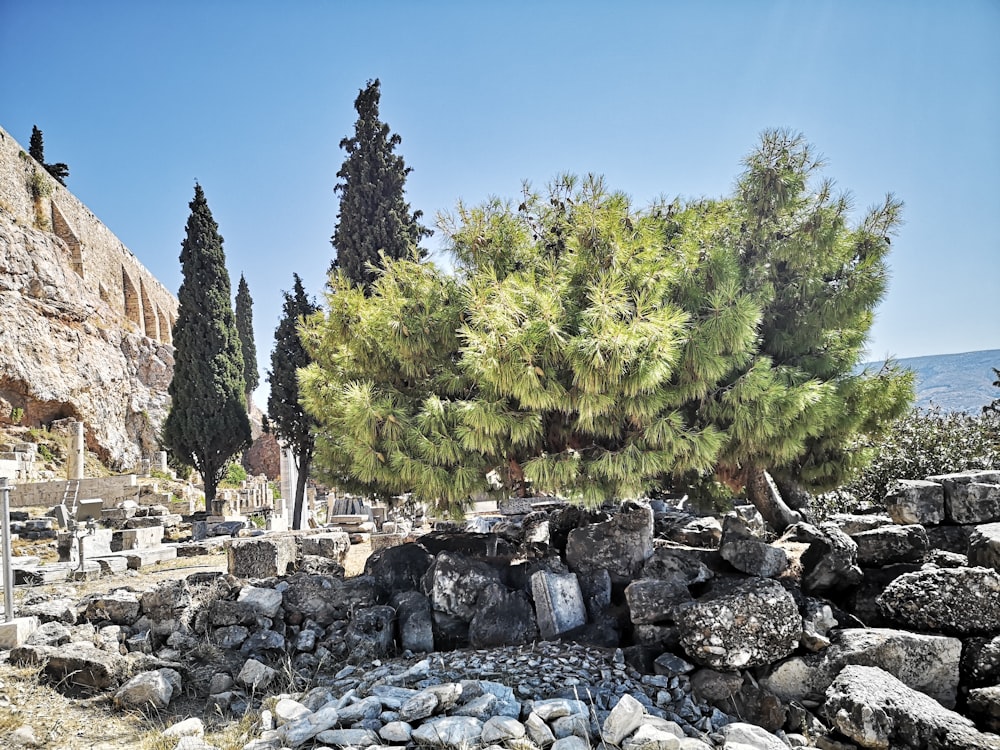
(6, 469, 1000, 749)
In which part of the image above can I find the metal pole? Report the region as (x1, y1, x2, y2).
(1, 476, 15, 623)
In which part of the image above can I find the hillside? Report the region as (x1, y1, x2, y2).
(874, 349, 999, 414)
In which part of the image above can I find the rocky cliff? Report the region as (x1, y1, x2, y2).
(0, 125, 176, 468)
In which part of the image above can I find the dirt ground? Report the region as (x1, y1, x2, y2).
(0, 540, 374, 749)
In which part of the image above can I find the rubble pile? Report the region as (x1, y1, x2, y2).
(6, 469, 1000, 749)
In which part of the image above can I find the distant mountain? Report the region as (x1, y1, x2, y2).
(864, 349, 999, 414)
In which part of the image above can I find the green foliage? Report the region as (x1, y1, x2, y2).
(984, 367, 1000, 416)
(37, 444, 54, 462)
(162, 184, 252, 509)
(220, 462, 248, 488)
(330, 78, 430, 288)
(28, 125, 69, 186)
(821, 407, 1000, 512)
(28, 169, 51, 201)
(268, 274, 320, 528)
(303, 134, 912, 517)
(9, 407, 24, 425)
(235, 274, 259, 396)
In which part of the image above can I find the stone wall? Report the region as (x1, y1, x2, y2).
(0, 126, 176, 341)
(9, 475, 139, 509)
(0, 125, 178, 467)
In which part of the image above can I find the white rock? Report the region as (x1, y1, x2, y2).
(410, 716, 484, 748)
(481, 716, 526, 744)
(551, 735, 590, 750)
(237, 658, 277, 691)
(238, 586, 284, 618)
(720, 722, 789, 750)
(163, 717, 205, 738)
(526, 711, 557, 747)
(379, 720, 413, 743)
(603, 693, 646, 745)
(273, 698, 310, 725)
(114, 668, 179, 709)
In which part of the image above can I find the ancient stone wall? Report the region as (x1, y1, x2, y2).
(0, 126, 176, 340)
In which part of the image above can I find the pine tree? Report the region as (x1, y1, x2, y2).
(330, 78, 430, 289)
(162, 185, 251, 509)
(28, 125, 69, 186)
(301, 176, 755, 512)
(696, 130, 913, 527)
(267, 274, 319, 529)
(235, 274, 259, 400)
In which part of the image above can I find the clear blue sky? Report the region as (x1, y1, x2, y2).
(3, 0, 998, 408)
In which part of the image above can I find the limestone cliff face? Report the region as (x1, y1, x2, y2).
(0, 126, 177, 469)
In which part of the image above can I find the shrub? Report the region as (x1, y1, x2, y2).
(816, 406, 1000, 514)
(221, 462, 248, 488)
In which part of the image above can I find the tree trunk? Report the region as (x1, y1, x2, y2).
(745, 467, 802, 533)
(292, 450, 312, 531)
(203, 471, 217, 513)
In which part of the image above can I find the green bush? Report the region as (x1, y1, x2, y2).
(220, 462, 248, 488)
(817, 406, 1000, 514)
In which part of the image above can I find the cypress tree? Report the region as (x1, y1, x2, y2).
(267, 274, 319, 529)
(163, 184, 251, 509)
(330, 78, 430, 289)
(28, 125, 69, 186)
(235, 274, 259, 399)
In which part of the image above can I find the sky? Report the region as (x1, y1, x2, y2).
(2, 0, 998, 409)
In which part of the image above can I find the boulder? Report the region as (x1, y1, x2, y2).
(792, 522, 862, 593)
(676, 578, 800, 669)
(877, 566, 1000, 636)
(295, 531, 350, 564)
(926, 524, 974, 555)
(11, 641, 125, 689)
(761, 628, 962, 708)
(849, 563, 921, 627)
(392, 590, 435, 653)
(719, 515, 789, 578)
(411, 716, 484, 748)
(344, 605, 396, 662)
(963, 634, 1000, 687)
(227, 536, 296, 578)
(969, 523, 1000, 571)
(114, 668, 181, 709)
(236, 585, 283, 619)
(625, 578, 692, 625)
(531, 570, 587, 640)
(468, 583, 538, 648)
(565, 502, 654, 585)
(422, 551, 501, 621)
(884, 479, 945, 526)
(927, 472, 1000, 524)
(851, 524, 929, 566)
(823, 665, 999, 749)
(82, 590, 141, 625)
(967, 686, 1000, 734)
(282, 574, 381, 626)
(237, 658, 277, 691)
(640, 545, 715, 586)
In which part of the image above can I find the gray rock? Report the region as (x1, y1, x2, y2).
(344, 605, 396, 662)
(929, 472, 1000, 524)
(380, 721, 413, 742)
(641, 545, 715, 586)
(114, 667, 181, 709)
(83, 589, 141, 625)
(469, 583, 538, 648)
(852, 524, 929, 566)
(277, 705, 340, 747)
(11, 641, 125, 689)
(313, 728, 380, 747)
(423, 551, 501, 621)
(792, 522, 862, 593)
(281, 573, 380, 626)
(719, 516, 788, 578)
(392, 590, 435, 653)
(529, 698, 589, 721)
(240, 629, 285, 657)
(214, 624, 250, 649)
(337, 695, 383, 724)
(237, 585, 283, 619)
(623, 723, 683, 750)
(227, 536, 296, 578)
(970, 523, 1000, 571)
(237, 658, 277, 691)
(25, 620, 71, 647)
(877, 566, 1000, 636)
(625, 578, 692, 625)
(566, 502, 654, 584)
(550, 735, 590, 750)
(824, 665, 999, 749)
(18, 596, 77, 624)
(967, 686, 1000, 734)
(163, 717, 205, 738)
(531, 570, 587, 640)
(296, 531, 351, 563)
(481, 716, 526, 744)
(761, 627, 962, 708)
(676, 578, 800, 669)
(884, 479, 945, 525)
(525, 711, 557, 747)
(365, 542, 435, 595)
(410, 716, 484, 748)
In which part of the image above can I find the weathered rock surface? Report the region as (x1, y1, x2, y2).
(824, 665, 1000, 749)
(877, 566, 1000, 635)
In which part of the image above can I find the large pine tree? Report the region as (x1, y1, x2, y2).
(163, 185, 251, 509)
(267, 274, 319, 529)
(330, 78, 430, 289)
(235, 274, 259, 400)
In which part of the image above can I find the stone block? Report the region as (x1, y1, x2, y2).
(91, 555, 131, 576)
(0, 617, 40, 649)
(945, 483, 1000, 524)
(126, 515, 169, 529)
(227, 536, 296, 578)
(125, 546, 177, 569)
(58, 527, 114, 562)
(121, 526, 164, 550)
(531, 570, 586, 640)
(369, 532, 405, 553)
(296, 530, 351, 562)
(852, 524, 929, 566)
(969, 523, 1000, 571)
(884, 479, 945, 525)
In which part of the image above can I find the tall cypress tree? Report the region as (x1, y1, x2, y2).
(268, 274, 319, 529)
(235, 274, 259, 400)
(330, 78, 430, 289)
(163, 184, 251, 509)
(28, 125, 69, 186)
